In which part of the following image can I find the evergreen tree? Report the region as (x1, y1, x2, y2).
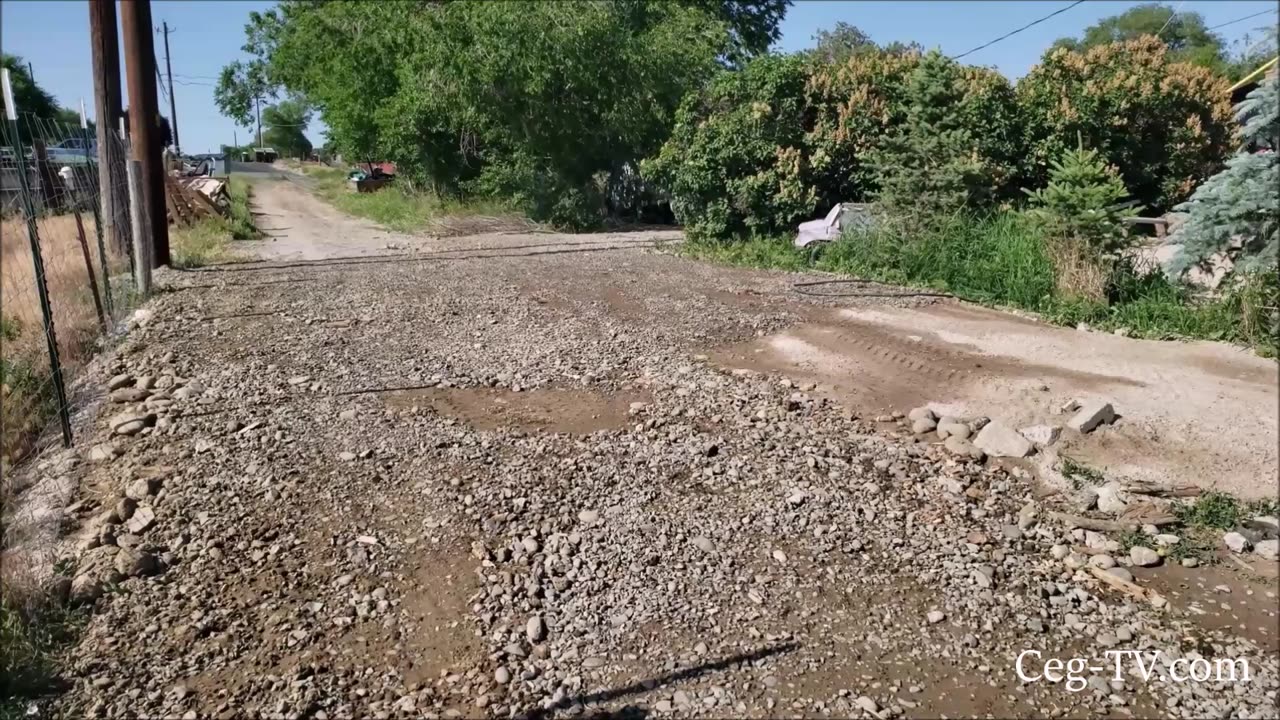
(1169, 76, 1279, 276)
(1024, 139, 1132, 254)
(871, 51, 989, 221)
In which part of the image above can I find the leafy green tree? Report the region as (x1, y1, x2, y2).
(1024, 141, 1132, 254)
(870, 51, 994, 220)
(643, 54, 815, 240)
(1047, 3, 1230, 75)
(227, 1, 745, 227)
(1019, 37, 1234, 213)
(1170, 76, 1279, 276)
(811, 22, 875, 64)
(2, 54, 60, 143)
(261, 100, 312, 158)
(214, 60, 273, 145)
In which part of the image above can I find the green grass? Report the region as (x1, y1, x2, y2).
(0, 592, 85, 717)
(170, 178, 262, 268)
(226, 176, 260, 240)
(683, 213, 1278, 355)
(171, 219, 236, 269)
(305, 167, 513, 233)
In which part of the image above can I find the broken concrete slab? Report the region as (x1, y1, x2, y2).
(1067, 401, 1115, 433)
(972, 421, 1033, 458)
(1019, 424, 1061, 448)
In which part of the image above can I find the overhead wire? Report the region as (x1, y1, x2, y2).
(1207, 8, 1278, 31)
(949, 0, 1087, 61)
(1154, 0, 1187, 37)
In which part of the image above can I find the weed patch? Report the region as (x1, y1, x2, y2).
(305, 167, 517, 234)
(682, 213, 1278, 355)
(1059, 456, 1105, 489)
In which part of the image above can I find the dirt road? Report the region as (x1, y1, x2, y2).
(34, 178, 1279, 718)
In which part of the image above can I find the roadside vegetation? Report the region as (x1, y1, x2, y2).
(171, 176, 260, 268)
(303, 167, 515, 234)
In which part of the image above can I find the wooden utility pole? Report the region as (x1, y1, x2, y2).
(161, 21, 180, 154)
(88, 0, 129, 257)
(120, 0, 169, 267)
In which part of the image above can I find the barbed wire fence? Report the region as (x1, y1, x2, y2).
(1, 105, 140, 469)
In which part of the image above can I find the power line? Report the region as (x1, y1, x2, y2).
(950, 1, 1087, 61)
(1154, 0, 1186, 38)
(1207, 8, 1278, 31)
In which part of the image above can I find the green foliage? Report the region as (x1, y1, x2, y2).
(226, 176, 260, 241)
(1024, 142, 1132, 254)
(1, 597, 84, 713)
(1059, 456, 1105, 488)
(0, 316, 19, 343)
(651, 48, 1023, 240)
(214, 60, 273, 134)
(1170, 76, 1279, 277)
(222, 1, 780, 229)
(685, 212, 1277, 354)
(1175, 491, 1244, 530)
(0, 56, 57, 139)
(305, 167, 514, 234)
(870, 51, 996, 219)
(819, 212, 1057, 308)
(643, 54, 814, 241)
(1047, 3, 1231, 75)
(1019, 37, 1235, 213)
(810, 22, 875, 64)
(261, 100, 312, 159)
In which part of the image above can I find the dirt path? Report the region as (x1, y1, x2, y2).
(714, 302, 1278, 500)
(30, 178, 1279, 719)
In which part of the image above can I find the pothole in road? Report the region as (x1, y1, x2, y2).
(384, 387, 647, 434)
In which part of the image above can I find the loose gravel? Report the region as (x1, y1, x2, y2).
(13, 212, 1277, 719)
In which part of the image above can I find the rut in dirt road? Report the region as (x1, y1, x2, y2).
(33, 179, 1279, 719)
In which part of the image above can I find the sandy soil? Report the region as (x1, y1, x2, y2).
(713, 302, 1278, 500)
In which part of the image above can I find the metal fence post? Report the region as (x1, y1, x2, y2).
(82, 98, 114, 319)
(2, 69, 73, 448)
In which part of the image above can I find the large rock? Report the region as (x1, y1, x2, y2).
(907, 406, 936, 423)
(1224, 531, 1251, 553)
(1129, 546, 1161, 567)
(972, 422, 1033, 458)
(1019, 424, 1061, 448)
(1094, 482, 1128, 514)
(126, 505, 156, 534)
(110, 412, 155, 436)
(1067, 401, 1115, 433)
(109, 387, 150, 403)
(1255, 539, 1279, 561)
(943, 436, 985, 460)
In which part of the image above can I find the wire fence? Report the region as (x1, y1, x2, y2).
(1, 112, 140, 468)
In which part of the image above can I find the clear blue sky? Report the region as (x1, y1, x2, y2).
(2, 1, 1276, 154)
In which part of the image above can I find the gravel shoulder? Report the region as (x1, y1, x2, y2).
(13, 178, 1277, 719)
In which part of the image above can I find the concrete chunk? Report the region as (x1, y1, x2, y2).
(1068, 401, 1115, 433)
(972, 421, 1033, 458)
(1019, 424, 1061, 448)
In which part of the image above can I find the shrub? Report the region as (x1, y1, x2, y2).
(643, 54, 816, 241)
(1025, 142, 1131, 252)
(803, 50, 918, 205)
(1018, 37, 1235, 213)
(805, 50, 1023, 212)
(1169, 76, 1279, 277)
(870, 51, 999, 220)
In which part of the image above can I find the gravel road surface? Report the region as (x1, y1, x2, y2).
(21, 178, 1278, 719)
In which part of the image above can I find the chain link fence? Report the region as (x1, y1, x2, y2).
(1, 111, 140, 468)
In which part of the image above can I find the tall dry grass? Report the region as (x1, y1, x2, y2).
(1, 212, 129, 466)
